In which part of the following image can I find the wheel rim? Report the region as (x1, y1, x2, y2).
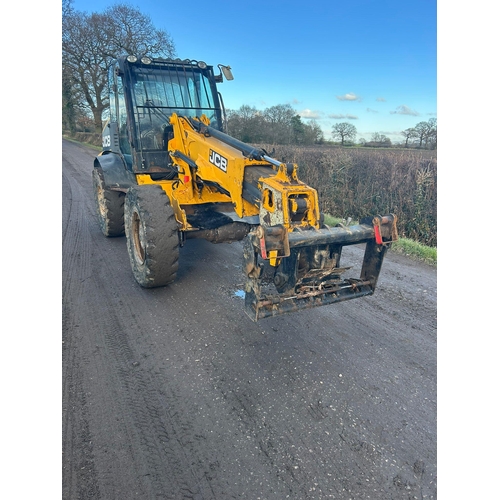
(131, 210, 146, 264)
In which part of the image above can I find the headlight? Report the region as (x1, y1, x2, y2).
(141, 56, 152, 64)
(126, 55, 138, 63)
(197, 61, 207, 69)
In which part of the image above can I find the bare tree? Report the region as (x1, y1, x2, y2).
(425, 118, 437, 149)
(62, 64, 78, 134)
(62, 0, 73, 18)
(100, 4, 175, 59)
(62, 2, 176, 133)
(401, 127, 418, 148)
(414, 119, 437, 149)
(263, 104, 296, 144)
(332, 122, 357, 146)
(369, 133, 391, 148)
(414, 121, 427, 148)
(303, 119, 324, 145)
(226, 105, 266, 143)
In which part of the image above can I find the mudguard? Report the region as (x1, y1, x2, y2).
(94, 152, 137, 191)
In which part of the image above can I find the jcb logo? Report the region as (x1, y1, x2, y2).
(209, 149, 227, 172)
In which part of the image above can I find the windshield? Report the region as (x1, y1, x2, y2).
(129, 64, 221, 150)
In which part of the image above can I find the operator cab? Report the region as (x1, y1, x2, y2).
(102, 55, 231, 175)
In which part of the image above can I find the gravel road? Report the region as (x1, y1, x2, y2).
(62, 139, 437, 499)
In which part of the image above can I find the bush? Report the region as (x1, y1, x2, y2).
(63, 131, 102, 147)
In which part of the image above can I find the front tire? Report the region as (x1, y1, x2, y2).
(124, 185, 179, 288)
(92, 167, 125, 237)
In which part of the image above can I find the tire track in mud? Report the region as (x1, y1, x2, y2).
(62, 162, 102, 500)
(62, 143, 227, 498)
(88, 261, 242, 498)
(85, 307, 203, 499)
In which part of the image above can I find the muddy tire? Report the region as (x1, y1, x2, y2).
(124, 184, 179, 288)
(92, 167, 125, 237)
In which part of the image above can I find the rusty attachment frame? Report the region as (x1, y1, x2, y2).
(243, 214, 398, 321)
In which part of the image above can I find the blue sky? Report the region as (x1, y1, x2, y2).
(69, 0, 437, 142)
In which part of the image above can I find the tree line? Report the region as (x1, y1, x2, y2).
(226, 110, 436, 149)
(331, 119, 437, 149)
(226, 105, 324, 146)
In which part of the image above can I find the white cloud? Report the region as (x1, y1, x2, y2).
(298, 109, 322, 119)
(328, 113, 358, 120)
(336, 93, 362, 102)
(390, 105, 419, 116)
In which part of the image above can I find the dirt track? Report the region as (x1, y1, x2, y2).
(62, 139, 437, 499)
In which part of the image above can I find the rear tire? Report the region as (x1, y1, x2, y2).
(124, 185, 179, 288)
(92, 167, 125, 237)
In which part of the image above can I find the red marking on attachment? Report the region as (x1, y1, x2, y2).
(260, 238, 267, 259)
(374, 224, 383, 245)
(184, 175, 190, 183)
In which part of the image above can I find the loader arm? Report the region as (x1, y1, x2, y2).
(163, 114, 320, 226)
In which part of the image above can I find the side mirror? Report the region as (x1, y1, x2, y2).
(217, 64, 234, 81)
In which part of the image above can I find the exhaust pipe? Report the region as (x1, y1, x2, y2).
(185, 221, 251, 243)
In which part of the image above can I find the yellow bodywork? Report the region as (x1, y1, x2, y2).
(137, 114, 321, 233)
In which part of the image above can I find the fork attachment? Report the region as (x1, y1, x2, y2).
(243, 214, 398, 321)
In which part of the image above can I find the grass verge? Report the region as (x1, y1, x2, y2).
(390, 238, 436, 265)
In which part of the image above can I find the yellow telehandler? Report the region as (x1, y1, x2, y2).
(93, 55, 397, 320)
